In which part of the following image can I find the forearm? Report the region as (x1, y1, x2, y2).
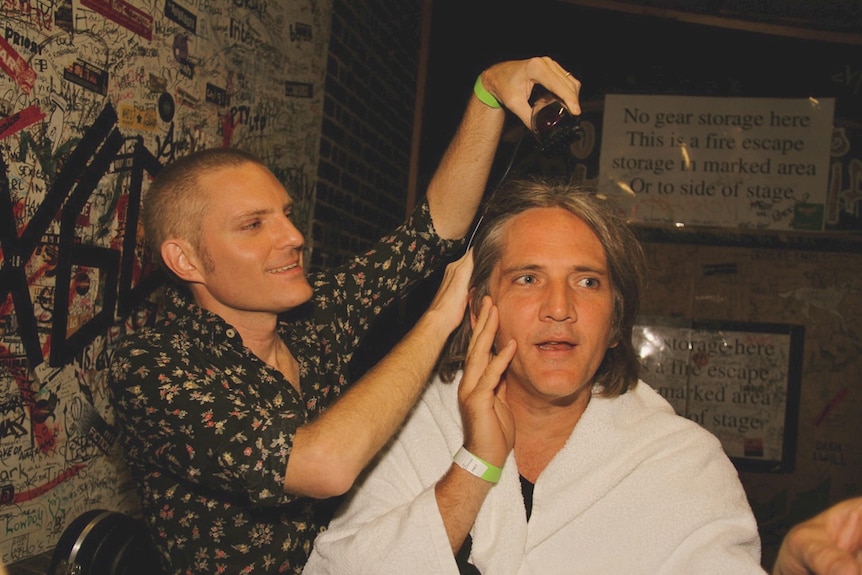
(284, 308, 453, 498)
(426, 93, 505, 240)
(434, 463, 495, 553)
(433, 299, 514, 553)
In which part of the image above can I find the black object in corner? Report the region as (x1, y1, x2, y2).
(47, 509, 163, 575)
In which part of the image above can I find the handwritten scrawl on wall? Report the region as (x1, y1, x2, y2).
(0, 0, 332, 563)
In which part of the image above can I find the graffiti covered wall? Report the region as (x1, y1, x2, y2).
(0, 0, 332, 563)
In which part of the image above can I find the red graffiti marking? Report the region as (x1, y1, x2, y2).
(81, 0, 153, 41)
(12, 464, 85, 504)
(0, 105, 45, 140)
(813, 387, 850, 427)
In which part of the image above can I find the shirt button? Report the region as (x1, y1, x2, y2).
(226, 328, 236, 338)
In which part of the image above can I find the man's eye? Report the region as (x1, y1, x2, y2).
(516, 275, 536, 285)
(579, 277, 599, 288)
(242, 220, 261, 230)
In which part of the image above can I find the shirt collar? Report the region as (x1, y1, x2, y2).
(164, 284, 245, 352)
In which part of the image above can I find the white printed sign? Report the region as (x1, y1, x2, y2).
(599, 95, 834, 231)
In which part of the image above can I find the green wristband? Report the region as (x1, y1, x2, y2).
(473, 75, 501, 109)
(453, 446, 503, 483)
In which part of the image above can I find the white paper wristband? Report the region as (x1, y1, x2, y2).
(453, 446, 502, 483)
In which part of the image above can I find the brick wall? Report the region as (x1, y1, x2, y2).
(312, 0, 425, 269)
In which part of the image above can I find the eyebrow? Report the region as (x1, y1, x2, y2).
(228, 201, 293, 224)
(499, 262, 610, 278)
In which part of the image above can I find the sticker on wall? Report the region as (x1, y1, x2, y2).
(0, 35, 36, 94)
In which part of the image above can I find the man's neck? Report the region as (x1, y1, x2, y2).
(237, 324, 301, 391)
(190, 289, 301, 389)
(510, 386, 592, 483)
(240, 324, 283, 362)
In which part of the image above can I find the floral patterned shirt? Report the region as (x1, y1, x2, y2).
(109, 202, 459, 574)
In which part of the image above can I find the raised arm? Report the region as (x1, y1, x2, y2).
(283, 58, 581, 499)
(435, 296, 516, 552)
(427, 57, 581, 240)
(301, 298, 517, 575)
(283, 251, 473, 498)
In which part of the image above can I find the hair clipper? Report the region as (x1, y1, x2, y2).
(531, 92, 582, 156)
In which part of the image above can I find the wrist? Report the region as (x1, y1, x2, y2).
(453, 446, 503, 483)
(415, 299, 468, 340)
(473, 74, 501, 109)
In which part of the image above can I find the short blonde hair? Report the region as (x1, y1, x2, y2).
(143, 148, 265, 277)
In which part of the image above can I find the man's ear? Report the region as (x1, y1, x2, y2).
(161, 239, 204, 283)
(468, 288, 480, 329)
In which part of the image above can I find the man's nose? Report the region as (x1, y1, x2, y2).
(276, 215, 305, 249)
(541, 282, 576, 322)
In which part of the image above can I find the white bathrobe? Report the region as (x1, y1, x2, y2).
(304, 377, 765, 575)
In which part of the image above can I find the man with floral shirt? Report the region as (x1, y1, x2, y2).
(108, 57, 583, 574)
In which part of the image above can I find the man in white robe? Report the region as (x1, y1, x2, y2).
(304, 178, 766, 574)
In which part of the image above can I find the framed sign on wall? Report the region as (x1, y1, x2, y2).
(633, 318, 804, 472)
